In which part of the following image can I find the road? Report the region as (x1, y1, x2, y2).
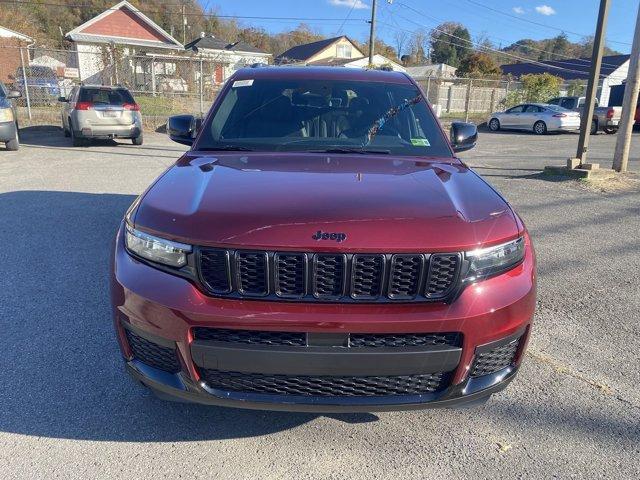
(0, 127, 638, 479)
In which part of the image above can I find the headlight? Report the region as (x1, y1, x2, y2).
(0, 108, 13, 123)
(464, 236, 525, 281)
(125, 225, 192, 267)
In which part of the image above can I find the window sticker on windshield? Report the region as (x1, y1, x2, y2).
(232, 79, 254, 88)
(411, 138, 430, 146)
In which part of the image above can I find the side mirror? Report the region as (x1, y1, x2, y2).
(58, 96, 67, 102)
(7, 90, 21, 99)
(167, 114, 200, 146)
(450, 122, 477, 153)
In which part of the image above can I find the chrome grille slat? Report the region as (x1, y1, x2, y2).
(198, 249, 461, 303)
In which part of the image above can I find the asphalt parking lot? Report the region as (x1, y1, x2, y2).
(1, 127, 639, 479)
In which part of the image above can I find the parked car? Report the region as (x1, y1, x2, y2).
(0, 81, 21, 151)
(488, 103, 580, 134)
(13, 66, 60, 106)
(546, 96, 621, 134)
(111, 66, 536, 412)
(59, 85, 143, 146)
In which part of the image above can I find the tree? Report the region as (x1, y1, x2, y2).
(357, 38, 399, 62)
(407, 29, 429, 64)
(430, 22, 472, 68)
(393, 30, 408, 59)
(457, 52, 501, 78)
(503, 73, 563, 107)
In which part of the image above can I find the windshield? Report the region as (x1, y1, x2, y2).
(545, 104, 571, 112)
(196, 78, 452, 156)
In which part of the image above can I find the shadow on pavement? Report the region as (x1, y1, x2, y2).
(0, 190, 382, 442)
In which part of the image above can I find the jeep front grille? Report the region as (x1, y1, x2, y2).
(198, 249, 461, 303)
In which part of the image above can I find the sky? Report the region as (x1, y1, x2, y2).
(200, 0, 638, 54)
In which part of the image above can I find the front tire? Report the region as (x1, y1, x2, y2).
(603, 127, 618, 134)
(5, 123, 19, 151)
(533, 120, 547, 135)
(590, 120, 598, 135)
(488, 118, 500, 131)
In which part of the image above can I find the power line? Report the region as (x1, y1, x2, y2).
(0, 0, 369, 22)
(390, 2, 619, 76)
(378, 18, 609, 79)
(463, 0, 631, 47)
(335, 0, 359, 36)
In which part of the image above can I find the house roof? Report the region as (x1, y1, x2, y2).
(275, 35, 361, 63)
(0, 25, 33, 42)
(184, 35, 270, 55)
(65, 0, 183, 50)
(500, 54, 630, 80)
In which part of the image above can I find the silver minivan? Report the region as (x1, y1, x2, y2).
(60, 85, 143, 146)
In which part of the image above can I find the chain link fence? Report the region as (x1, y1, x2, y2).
(0, 45, 226, 130)
(415, 75, 592, 125)
(1, 44, 597, 130)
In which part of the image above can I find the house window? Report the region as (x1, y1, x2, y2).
(336, 44, 352, 58)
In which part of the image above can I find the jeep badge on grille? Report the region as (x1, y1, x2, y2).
(312, 230, 347, 243)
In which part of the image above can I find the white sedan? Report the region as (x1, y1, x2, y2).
(488, 103, 581, 135)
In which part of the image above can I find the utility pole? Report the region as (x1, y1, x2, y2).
(182, 3, 187, 45)
(612, 2, 640, 173)
(368, 0, 378, 65)
(574, 0, 610, 167)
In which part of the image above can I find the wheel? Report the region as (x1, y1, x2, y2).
(5, 123, 19, 151)
(590, 120, 598, 135)
(63, 118, 70, 137)
(132, 133, 143, 145)
(71, 126, 86, 147)
(603, 127, 618, 134)
(488, 118, 500, 131)
(533, 120, 547, 135)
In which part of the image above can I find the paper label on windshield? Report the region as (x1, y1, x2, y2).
(232, 79, 254, 88)
(411, 138, 430, 146)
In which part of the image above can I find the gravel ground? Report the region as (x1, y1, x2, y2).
(0, 127, 638, 479)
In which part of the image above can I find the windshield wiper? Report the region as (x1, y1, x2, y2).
(197, 145, 254, 151)
(363, 94, 423, 147)
(311, 147, 390, 155)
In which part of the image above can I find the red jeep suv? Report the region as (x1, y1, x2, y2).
(111, 67, 536, 412)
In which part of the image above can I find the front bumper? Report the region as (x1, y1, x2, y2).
(0, 120, 17, 142)
(111, 223, 536, 411)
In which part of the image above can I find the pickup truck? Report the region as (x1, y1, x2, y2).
(547, 96, 621, 134)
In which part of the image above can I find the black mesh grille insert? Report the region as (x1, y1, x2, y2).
(201, 369, 448, 396)
(388, 255, 422, 299)
(192, 328, 306, 346)
(425, 254, 460, 298)
(274, 253, 306, 298)
(349, 332, 461, 348)
(200, 249, 231, 293)
(197, 249, 463, 303)
(470, 338, 521, 378)
(351, 254, 385, 299)
(236, 251, 268, 296)
(125, 329, 180, 373)
(313, 254, 346, 298)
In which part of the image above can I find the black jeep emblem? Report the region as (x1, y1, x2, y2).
(312, 230, 347, 243)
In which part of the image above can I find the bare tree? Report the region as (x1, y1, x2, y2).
(393, 30, 408, 59)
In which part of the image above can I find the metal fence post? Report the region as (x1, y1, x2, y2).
(199, 57, 204, 116)
(151, 57, 156, 96)
(426, 75, 431, 103)
(19, 47, 31, 120)
(464, 79, 473, 123)
(446, 85, 453, 113)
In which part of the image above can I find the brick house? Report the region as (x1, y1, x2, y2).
(65, 1, 183, 86)
(0, 26, 33, 83)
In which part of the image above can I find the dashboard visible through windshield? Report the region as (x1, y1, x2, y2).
(196, 78, 452, 157)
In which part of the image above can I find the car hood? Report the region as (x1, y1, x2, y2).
(133, 152, 519, 252)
